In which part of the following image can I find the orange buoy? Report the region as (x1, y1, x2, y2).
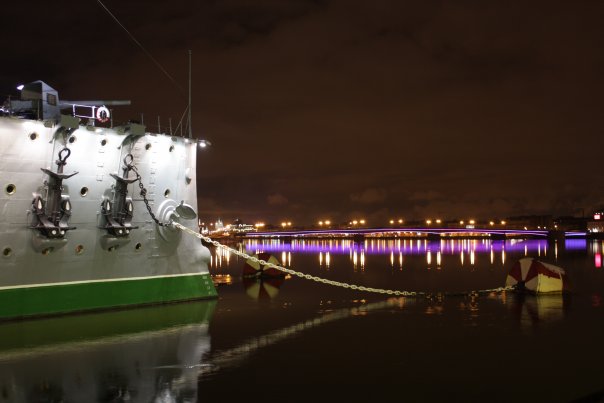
(242, 252, 285, 278)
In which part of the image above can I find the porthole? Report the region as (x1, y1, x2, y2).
(169, 145, 175, 152)
(164, 189, 170, 198)
(80, 187, 89, 197)
(29, 132, 38, 141)
(135, 242, 142, 251)
(5, 184, 16, 195)
(101, 139, 107, 146)
(145, 143, 152, 150)
(68, 135, 76, 143)
(2, 248, 12, 257)
(75, 245, 84, 255)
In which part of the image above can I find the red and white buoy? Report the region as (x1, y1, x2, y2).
(242, 252, 284, 278)
(506, 258, 569, 293)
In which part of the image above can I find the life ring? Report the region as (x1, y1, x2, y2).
(96, 106, 110, 123)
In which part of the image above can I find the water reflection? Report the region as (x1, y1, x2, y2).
(507, 294, 568, 328)
(319, 251, 331, 268)
(0, 301, 215, 402)
(239, 238, 597, 269)
(201, 298, 411, 376)
(245, 238, 586, 256)
(243, 277, 284, 301)
(201, 237, 601, 400)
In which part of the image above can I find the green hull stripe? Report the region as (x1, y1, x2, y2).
(0, 273, 217, 319)
(0, 300, 216, 354)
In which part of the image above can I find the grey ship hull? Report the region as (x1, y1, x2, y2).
(0, 116, 216, 319)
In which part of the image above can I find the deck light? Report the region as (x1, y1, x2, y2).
(198, 139, 211, 148)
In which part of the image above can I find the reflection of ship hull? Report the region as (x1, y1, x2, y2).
(0, 113, 217, 320)
(0, 300, 215, 402)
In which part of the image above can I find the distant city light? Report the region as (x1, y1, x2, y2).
(435, 219, 441, 224)
(501, 220, 506, 225)
(16, 84, 24, 90)
(426, 219, 432, 225)
(469, 219, 475, 225)
(359, 219, 366, 225)
(254, 223, 265, 228)
(352, 220, 358, 225)
(595, 214, 601, 220)
(459, 220, 464, 225)
(398, 219, 403, 224)
(318, 221, 324, 226)
(325, 220, 331, 225)
(390, 219, 394, 224)
(489, 221, 494, 226)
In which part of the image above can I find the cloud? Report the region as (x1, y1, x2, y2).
(407, 190, 442, 202)
(350, 188, 387, 204)
(267, 193, 289, 205)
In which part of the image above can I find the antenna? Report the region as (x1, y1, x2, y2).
(188, 50, 193, 139)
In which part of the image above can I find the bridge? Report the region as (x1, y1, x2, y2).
(248, 227, 587, 240)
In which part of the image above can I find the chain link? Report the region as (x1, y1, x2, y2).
(172, 222, 514, 298)
(127, 162, 167, 227)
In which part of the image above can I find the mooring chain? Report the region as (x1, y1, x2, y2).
(172, 222, 514, 298)
(123, 154, 167, 227)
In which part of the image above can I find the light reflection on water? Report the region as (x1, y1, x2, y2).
(243, 237, 585, 256)
(210, 238, 597, 274)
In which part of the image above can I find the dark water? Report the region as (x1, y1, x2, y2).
(1, 238, 604, 402)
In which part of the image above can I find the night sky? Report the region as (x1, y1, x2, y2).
(2, 1, 603, 226)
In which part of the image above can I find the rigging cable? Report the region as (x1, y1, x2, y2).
(95, 0, 185, 97)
